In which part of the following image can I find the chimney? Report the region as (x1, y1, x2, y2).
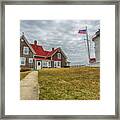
(52, 48, 54, 51)
(34, 40, 37, 45)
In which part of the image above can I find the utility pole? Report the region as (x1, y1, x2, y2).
(86, 26, 90, 63)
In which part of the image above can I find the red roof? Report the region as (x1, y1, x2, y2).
(46, 48, 58, 57)
(52, 58, 61, 61)
(30, 44, 58, 57)
(33, 58, 50, 61)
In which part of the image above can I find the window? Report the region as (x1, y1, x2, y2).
(29, 58, 33, 63)
(58, 61, 60, 66)
(44, 61, 46, 66)
(54, 62, 56, 67)
(42, 61, 47, 67)
(58, 61, 61, 67)
(57, 53, 61, 59)
(23, 47, 29, 55)
(44, 61, 47, 67)
(38, 62, 41, 66)
(54, 61, 61, 68)
(20, 57, 26, 65)
(48, 61, 51, 67)
(42, 62, 44, 66)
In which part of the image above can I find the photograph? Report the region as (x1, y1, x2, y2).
(20, 20, 100, 100)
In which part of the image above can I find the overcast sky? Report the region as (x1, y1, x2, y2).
(20, 20, 100, 65)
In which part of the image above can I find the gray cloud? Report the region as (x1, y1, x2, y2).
(20, 20, 100, 65)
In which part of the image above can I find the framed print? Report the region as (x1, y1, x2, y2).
(0, 0, 119, 119)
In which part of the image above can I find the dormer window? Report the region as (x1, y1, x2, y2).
(23, 47, 29, 55)
(57, 53, 61, 59)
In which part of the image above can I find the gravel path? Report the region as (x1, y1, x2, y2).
(20, 71, 39, 100)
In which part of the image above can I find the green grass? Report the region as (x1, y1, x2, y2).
(38, 67, 100, 100)
(20, 71, 30, 80)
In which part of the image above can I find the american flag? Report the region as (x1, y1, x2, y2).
(78, 29, 87, 34)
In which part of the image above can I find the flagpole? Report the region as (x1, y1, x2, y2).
(86, 26, 90, 64)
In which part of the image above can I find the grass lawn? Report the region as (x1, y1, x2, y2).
(38, 67, 100, 100)
(20, 71, 31, 80)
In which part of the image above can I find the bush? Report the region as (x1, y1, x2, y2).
(20, 68, 31, 72)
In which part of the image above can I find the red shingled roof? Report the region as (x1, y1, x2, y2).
(52, 58, 61, 61)
(30, 44, 58, 57)
(33, 58, 50, 60)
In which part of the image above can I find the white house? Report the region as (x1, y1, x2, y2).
(92, 29, 100, 67)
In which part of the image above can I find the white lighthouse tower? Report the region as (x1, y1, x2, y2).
(92, 29, 100, 67)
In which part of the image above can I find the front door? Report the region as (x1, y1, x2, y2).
(37, 61, 41, 70)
